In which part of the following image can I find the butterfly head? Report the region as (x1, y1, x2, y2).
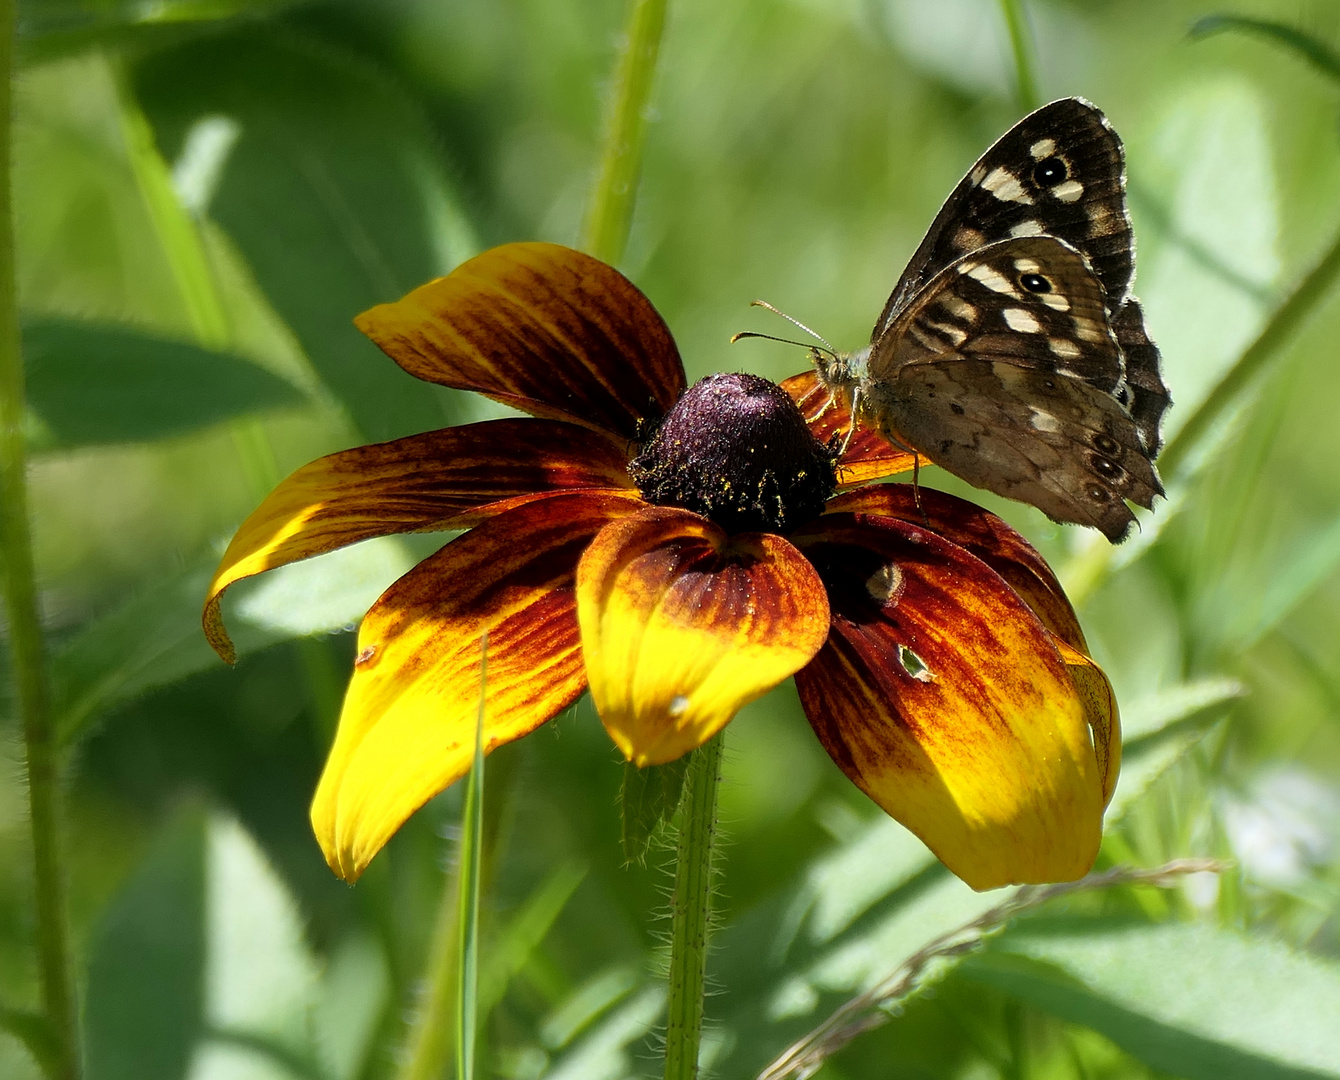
(812, 344, 870, 409)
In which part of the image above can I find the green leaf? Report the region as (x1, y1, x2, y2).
(1190, 16, 1340, 84)
(135, 28, 478, 443)
(51, 557, 286, 746)
(85, 808, 208, 1080)
(0, 1007, 59, 1077)
(22, 316, 304, 448)
(965, 920, 1340, 1079)
(619, 756, 691, 864)
(18, 0, 309, 66)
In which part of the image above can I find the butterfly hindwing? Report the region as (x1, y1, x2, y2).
(884, 360, 1157, 541)
(874, 98, 1133, 339)
(860, 237, 1161, 541)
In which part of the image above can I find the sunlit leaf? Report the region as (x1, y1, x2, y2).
(966, 920, 1340, 1079)
(135, 28, 477, 443)
(1190, 16, 1340, 84)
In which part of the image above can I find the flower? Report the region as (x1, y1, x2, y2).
(203, 242, 1118, 891)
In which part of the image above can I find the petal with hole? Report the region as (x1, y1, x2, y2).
(827, 484, 1088, 652)
(792, 512, 1103, 890)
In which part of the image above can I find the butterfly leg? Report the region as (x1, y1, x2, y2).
(911, 453, 931, 529)
(838, 387, 863, 458)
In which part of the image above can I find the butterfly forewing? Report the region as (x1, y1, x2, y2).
(875, 98, 1133, 338)
(860, 237, 1161, 542)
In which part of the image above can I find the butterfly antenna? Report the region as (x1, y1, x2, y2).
(729, 330, 838, 361)
(751, 299, 839, 354)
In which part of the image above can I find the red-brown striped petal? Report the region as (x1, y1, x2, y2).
(827, 485, 1119, 806)
(792, 512, 1104, 890)
(312, 489, 644, 881)
(356, 243, 686, 439)
(203, 419, 633, 662)
(781, 370, 915, 486)
(826, 483, 1087, 652)
(577, 507, 830, 765)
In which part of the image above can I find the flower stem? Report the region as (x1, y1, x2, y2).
(998, 0, 1040, 112)
(1158, 224, 1340, 479)
(0, 3, 80, 1077)
(581, 0, 668, 266)
(664, 734, 723, 1080)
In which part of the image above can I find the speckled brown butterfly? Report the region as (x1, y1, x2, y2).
(814, 97, 1170, 542)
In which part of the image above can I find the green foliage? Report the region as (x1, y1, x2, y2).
(5, 1, 1340, 1079)
(23, 317, 304, 448)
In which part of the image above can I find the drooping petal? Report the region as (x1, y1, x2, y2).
(791, 512, 1103, 890)
(781, 371, 915, 486)
(356, 243, 685, 439)
(577, 506, 830, 766)
(203, 419, 633, 662)
(1054, 638, 1121, 806)
(828, 484, 1120, 806)
(826, 483, 1088, 652)
(313, 490, 644, 881)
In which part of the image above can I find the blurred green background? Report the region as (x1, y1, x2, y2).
(4, 0, 1340, 1077)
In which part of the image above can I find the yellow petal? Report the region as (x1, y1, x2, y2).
(1055, 638, 1121, 807)
(793, 512, 1103, 890)
(313, 490, 642, 881)
(577, 507, 830, 766)
(203, 419, 631, 662)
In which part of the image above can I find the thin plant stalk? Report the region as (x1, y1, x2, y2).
(0, 1, 80, 1076)
(455, 638, 487, 1080)
(664, 735, 724, 1080)
(397, 636, 488, 1080)
(581, 0, 668, 266)
(998, 0, 1040, 112)
(1158, 226, 1340, 478)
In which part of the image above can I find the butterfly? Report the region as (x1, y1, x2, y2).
(813, 98, 1170, 543)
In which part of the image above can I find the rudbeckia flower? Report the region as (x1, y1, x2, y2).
(203, 242, 1118, 891)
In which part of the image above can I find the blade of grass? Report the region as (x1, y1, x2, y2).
(456, 634, 487, 1080)
(0, 0, 81, 1074)
(396, 634, 488, 1080)
(581, 0, 668, 265)
(998, 0, 1040, 112)
(1189, 15, 1340, 84)
(1160, 217, 1340, 479)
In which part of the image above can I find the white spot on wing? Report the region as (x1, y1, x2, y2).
(1040, 292, 1071, 312)
(1074, 319, 1106, 343)
(1051, 179, 1085, 203)
(981, 166, 1035, 204)
(939, 294, 977, 321)
(1049, 337, 1081, 360)
(1012, 257, 1041, 273)
(1003, 308, 1042, 333)
(1009, 219, 1045, 238)
(971, 164, 988, 185)
(924, 319, 968, 346)
(964, 262, 1021, 298)
(1029, 407, 1061, 432)
(1029, 138, 1057, 160)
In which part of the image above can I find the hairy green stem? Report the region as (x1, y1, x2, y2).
(0, 3, 80, 1075)
(581, 0, 668, 265)
(664, 735, 723, 1080)
(1159, 225, 1340, 478)
(998, 0, 1040, 112)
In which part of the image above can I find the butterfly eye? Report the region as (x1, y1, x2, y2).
(1020, 273, 1052, 293)
(1033, 156, 1068, 186)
